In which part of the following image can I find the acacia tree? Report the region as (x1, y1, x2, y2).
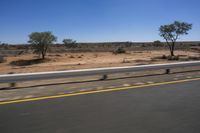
(159, 21, 192, 56)
(28, 32, 57, 59)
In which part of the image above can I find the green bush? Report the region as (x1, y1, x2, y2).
(167, 56, 179, 60)
(161, 55, 167, 59)
(154, 55, 179, 60)
(153, 40, 163, 47)
(114, 47, 126, 54)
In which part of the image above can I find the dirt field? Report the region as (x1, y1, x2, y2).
(0, 50, 199, 74)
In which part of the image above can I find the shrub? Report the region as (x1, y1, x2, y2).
(69, 55, 75, 58)
(153, 40, 163, 47)
(114, 47, 126, 54)
(10, 59, 46, 66)
(63, 39, 77, 48)
(153, 55, 179, 60)
(0, 55, 6, 63)
(161, 55, 167, 59)
(167, 56, 179, 60)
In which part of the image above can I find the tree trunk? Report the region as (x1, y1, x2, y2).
(42, 52, 45, 59)
(171, 42, 175, 56)
(170, 50, 174, 56)
(166, 43, 174, 57)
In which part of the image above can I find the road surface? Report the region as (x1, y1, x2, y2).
(0, 79, 200, 133)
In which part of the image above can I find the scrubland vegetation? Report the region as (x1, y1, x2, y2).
(0, 21, 199, 74)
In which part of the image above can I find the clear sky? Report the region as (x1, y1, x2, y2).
(0, 0, 199, 44)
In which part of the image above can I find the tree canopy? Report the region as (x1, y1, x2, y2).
(159, 21, 192, 56)
(63, 38, 77, 48)
(28, 32, 57, 59)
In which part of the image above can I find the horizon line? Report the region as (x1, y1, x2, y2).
(1, 40, 200, 45)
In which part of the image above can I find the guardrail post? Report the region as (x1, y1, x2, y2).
(101, 74, 108, 80)
(165, 69, 170, 74)
(8, 72, 16, 88)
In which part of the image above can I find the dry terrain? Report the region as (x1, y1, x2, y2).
(0, 50, 199, 74)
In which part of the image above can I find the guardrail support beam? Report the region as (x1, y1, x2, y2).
(0, 61, 200, 83)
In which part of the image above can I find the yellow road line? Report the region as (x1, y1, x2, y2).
(0, 77, 200, 105)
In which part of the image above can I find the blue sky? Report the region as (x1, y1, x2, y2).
(0, 0, 199, 44)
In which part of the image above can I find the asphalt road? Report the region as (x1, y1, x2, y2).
(0, 79, 200, 133)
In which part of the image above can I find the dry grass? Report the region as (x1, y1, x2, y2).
(0, 50, 199, 74)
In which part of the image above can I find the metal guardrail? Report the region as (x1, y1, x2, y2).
(0, 61, 200, 83)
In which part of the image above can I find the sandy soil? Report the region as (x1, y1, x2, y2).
(0, 50, 199, 74)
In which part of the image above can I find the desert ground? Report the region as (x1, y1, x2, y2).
(0, 50, 199, 74)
